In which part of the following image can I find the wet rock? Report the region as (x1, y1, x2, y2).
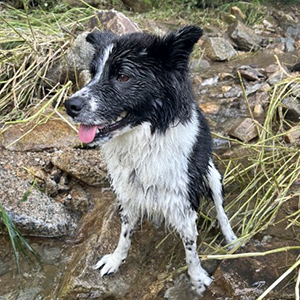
(285, 36, 295, 52)
(1, 117, 79, 151)
(0, 168, 77, 237)
(200, 76, 219, 86)
(228, 118, 258, 142)
(237, 65, 265, 81)
(51, 149, 109, 187)
(228, 20, 263, 51)
(267, 70, 287, 85)
(204, 238, 298, 300)
(164, 274, 198, 300)
(285, 126, 300, 144)
(255, 91, 270, 108)
(88, 10, 141, 34)
(202, 37, 237, 61)
(291, 62, 300, 72)
(224, 86, 242, 98)
(281, 97, 300, 122)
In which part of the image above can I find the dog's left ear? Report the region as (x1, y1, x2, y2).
(160, 26, 203, 71)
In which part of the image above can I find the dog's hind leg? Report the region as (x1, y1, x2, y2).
(94, 205, 138, 277)
(207, 160, 237, 245)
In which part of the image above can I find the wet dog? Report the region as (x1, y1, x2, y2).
(64, 26, 237, 296)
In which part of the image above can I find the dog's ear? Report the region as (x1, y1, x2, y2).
(159, 26, 203, 71)
(86, 30, 116, 50)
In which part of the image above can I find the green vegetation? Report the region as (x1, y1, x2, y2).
(0, 204, 40, 273)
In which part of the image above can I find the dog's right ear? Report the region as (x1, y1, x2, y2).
(86, 30, 116, 50)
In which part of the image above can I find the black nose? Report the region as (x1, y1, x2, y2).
(64, 97, 85, 118)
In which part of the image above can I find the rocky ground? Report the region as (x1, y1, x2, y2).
(0, 3, 300, 300)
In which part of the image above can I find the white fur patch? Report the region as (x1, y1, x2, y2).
(90, 44, 113, 85)
(101, 110, 199, 239)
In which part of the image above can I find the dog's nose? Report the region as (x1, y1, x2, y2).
(64, 97, 85, 118)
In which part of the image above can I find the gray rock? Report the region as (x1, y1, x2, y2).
(51, 149, 109, 187)
(237, 65, 265, 81)
(0, 168, 77, 237)
(202, 37, 237, 61)
(267, 70, 287, 85)
(285, 36, 295, 52)
(284, 126, 300, 144)
(88, 10, 141, 34)
(282, 97, 300, 122)
(228, 20, 263, 51)
(228, 118, 258, 142)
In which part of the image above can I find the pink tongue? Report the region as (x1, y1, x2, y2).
(78, 124, 98, 143)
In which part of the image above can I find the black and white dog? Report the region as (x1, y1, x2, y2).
(65, 26, 237, 295)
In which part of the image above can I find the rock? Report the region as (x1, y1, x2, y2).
(202, 37, 236, 61)
(228, 20, 263, 51)
(285, 126, 300, 144)
(200, 102, 221, 115)
(66, 31, 96, 76)
(224, 86, 242, 98)
(253, 104, 264, 117)
(51, 149, 109, 187)
(267, 70, 286, 85)
(79, 70, 92, 88)
(0, 117, 79, 152)
(255, 91, 269, 106)
(291, 62, 300, 72)
(0, 168, 77, 237)
(237, 65, 265, 81)
(265, 64, 281, 77)
(228, 118, 258, 142)
(204, 239, 298, 300)
(282, 97, 300, 122)
(164, 274, 198, 300)
(221, 86, 232, 94)
(285, 36, 295, 52)
(200, 76, 219, 86)
(230, 6, 246, 22)
(54, 193, 177, 300)
(219, 72, 235, 81)
(88, 10, 141, 34)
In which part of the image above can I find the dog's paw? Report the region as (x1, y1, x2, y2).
(93, 253, 124, 277)
(191, 275, 213, 296)
(190, 271, 213, 296)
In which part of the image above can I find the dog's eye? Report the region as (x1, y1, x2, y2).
(117, 74, 130, 82)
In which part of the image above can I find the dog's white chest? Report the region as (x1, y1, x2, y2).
(101, 116, 199, 224)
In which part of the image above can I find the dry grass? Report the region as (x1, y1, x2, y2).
(0, 1, 299, 298)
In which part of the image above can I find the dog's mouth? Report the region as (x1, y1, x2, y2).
(78, 111, 128, 144)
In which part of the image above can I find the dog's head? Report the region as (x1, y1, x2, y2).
(64, 26, 202, 146)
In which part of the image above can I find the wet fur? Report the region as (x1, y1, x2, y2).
(64, 26, 237, 296)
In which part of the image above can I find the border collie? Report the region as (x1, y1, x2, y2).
(64, 26, 237, 296)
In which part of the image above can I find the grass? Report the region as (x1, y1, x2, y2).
(0, 1, 300, 298)
(0, 204, 40, 273)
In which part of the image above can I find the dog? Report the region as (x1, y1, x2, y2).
(64, 26, 237, 296)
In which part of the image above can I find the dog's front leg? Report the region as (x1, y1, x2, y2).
(94, 205, 138, 277)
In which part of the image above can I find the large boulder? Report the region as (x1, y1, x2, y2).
(0, 168, 77, 237)
(228, 20, 263, 51)
(202, 37, 237, 61)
